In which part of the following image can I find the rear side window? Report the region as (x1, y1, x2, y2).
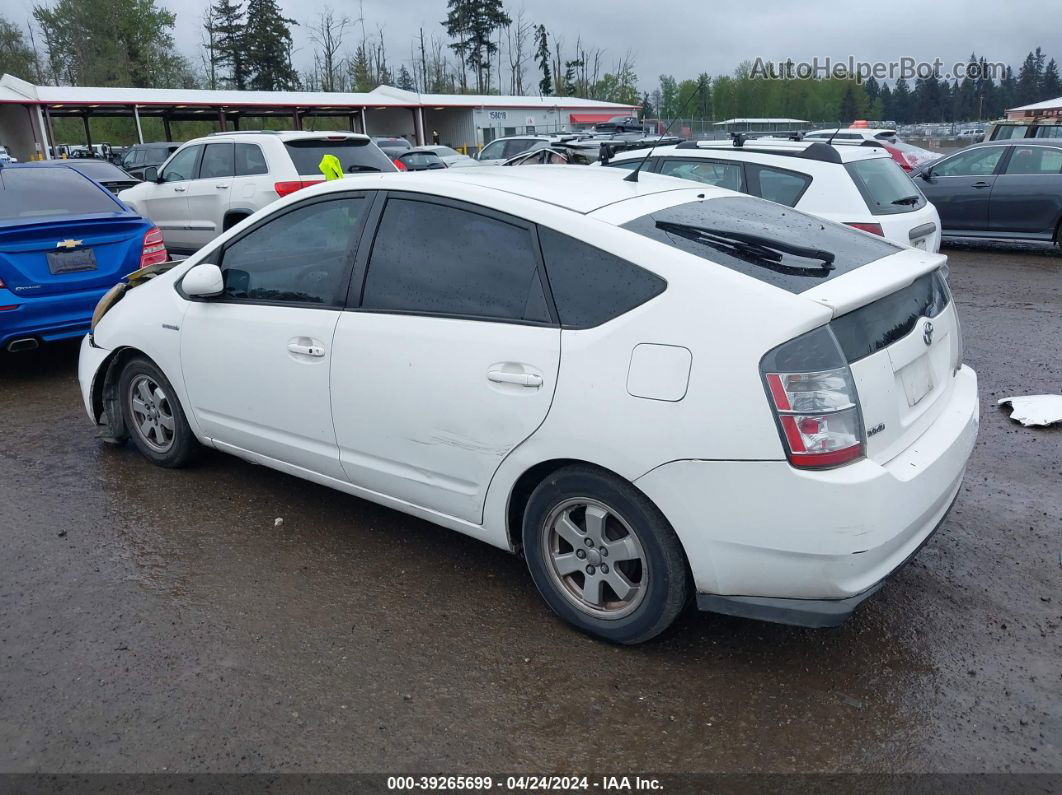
(0, 168, 119, 219)
(749, 164, 811, 206)
(199, 143, 234, 179)
(538, 228, 665, 329)
(235, 143, 268, 176)
(1004, 146, 1062, 175)
(361, 198, 550, 323)
(845, 157, 927, 215)
(284, 139, 394, 175)
(622, 196, 900, 294)
(659, 159, 745, 192)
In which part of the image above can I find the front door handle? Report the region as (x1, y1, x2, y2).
(173, 185, 186, 192)
(288, 342, 325, 357)
(488, 370, 542, 387)
(216, 184, 229, 189)
(971, 181, 991, 188)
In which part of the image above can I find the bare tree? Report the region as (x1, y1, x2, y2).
(200, 7, 220, 90)
(308, 7, 350, 92)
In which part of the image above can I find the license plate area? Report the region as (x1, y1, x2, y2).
(899, 355, 934, 406)
(47, 248, 97, 274)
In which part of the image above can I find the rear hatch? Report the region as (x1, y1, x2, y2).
(0, 166, 146, 296)
(284, 136, 397, 176)
(844, 155, 938, 249)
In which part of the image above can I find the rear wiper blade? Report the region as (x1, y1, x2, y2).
(655, 220, 835, 270)
(892, 195, 921, 205)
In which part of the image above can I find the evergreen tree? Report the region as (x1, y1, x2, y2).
(1016, 48, 1043, 105)
(878, 83, 893, 121)
(350, 44, 372, 92)
(210, 0, 247, 90)
(1041, 58, 1061, 100)
(443, 0, 510, 94)
(996, 66, 1017, 116)
(244, 0, 297, 90)
(913, 71, 944, 122)
(533, 24, 551, 96)
(397, 64, 415, 91)
(0, 14, 38, 81)
(891, 77, 913, 123)
(640, 91, 653, 118)
(839, 82, 859, 123)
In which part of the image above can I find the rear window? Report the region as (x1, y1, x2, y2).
(400, 152, 443, 168)
(845, 157, 927, 215)
(622, 196, 900, 294)
(0, 168, 120, 220)
(284, 138, 395, 175)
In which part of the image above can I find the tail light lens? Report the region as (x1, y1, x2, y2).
(392, 158, 408, 171)
(274, 179, 325, 197)
(139, 226, 168, 269)
(845, 222, 884, 236)
(761, 326, 865, 469)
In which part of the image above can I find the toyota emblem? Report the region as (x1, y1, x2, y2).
(923, 320, 934, 346)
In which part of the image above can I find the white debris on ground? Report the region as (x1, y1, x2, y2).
(997, 395, 1062, 427)
(274, 517, 284, 527)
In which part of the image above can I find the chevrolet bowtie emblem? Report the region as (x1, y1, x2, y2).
(56, 239, 83, 249)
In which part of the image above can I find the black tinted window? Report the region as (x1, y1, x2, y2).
(285, 138, 394, 175)
(845, 157, 926, 215)
(200, 143, 234, 178)
(0, 167, 119, 219)
(538, 228, 665, 328)
(622, 196, 900, 294)
(220, 197, 365, 305)
(235, 143, 268, 175)
(362, 198, 549, 323)
(750, 164, 811, 206)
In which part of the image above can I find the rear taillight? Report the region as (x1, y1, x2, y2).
(274, 179, 325, 197)
(845, 222, 884, 236)
(140, 226, 168, 269)
(392, 158, 408, 171)
(761, 326, 864, 469)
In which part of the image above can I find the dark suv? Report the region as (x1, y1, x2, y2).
(913, 139, 1062, 245)
(120, 143, 181, 180)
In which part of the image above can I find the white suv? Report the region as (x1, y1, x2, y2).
(118, 131, 395, 255)
(605, 139, 942, 252)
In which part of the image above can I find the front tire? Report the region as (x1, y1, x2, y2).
(118, 356, 199, 468)
(522, 465, 690, 644)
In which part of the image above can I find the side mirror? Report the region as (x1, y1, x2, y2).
(182, 262, 224, 298)
(143, 166, 159, 182)
(920, 167, 934, 181)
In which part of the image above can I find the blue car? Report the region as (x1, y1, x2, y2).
(0, 163, 167, 352)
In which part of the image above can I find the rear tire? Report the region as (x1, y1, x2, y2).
(522, 465, 690, 644)
(119, 356, 199, 468)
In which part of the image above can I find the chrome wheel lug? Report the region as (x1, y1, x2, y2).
(600, 548, 608, 557)
(576, 549, 586, 559)
(585, 565, 595, 575)
(600, 563, 609, 574)
(584, 537, 594, 548)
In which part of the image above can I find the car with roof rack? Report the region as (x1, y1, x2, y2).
(80, 165, 977, 643)
(117, 131, 396, 255)
(603, 137, 942, 252)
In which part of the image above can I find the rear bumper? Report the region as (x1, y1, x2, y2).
(0, 285, 109, 347)
(635, 365, 979, 626)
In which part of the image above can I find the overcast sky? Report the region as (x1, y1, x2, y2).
(6, 0, 1062, 91)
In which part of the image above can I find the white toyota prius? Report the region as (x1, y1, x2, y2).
(79, 166, 979, 644)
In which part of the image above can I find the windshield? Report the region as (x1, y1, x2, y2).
(622, 196, 900, 294)
(845, 157, 927, 215)
(285, 138, 395, 175)
(0, 167, 120, 221)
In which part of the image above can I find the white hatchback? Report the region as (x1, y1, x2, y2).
(80, 167, 978, 644)
(606, 139, 943, 252)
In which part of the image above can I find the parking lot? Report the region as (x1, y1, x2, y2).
(0, 241, 1059, 774)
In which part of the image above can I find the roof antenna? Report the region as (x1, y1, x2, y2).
(625, 81, 707, 183)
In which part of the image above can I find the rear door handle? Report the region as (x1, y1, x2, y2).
(216, 184, 229, 189)
(288, 342, 325, 357)
(488, 370, 542, 387)
(971, 181, 991, 188)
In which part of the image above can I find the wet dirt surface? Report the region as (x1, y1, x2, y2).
(1, 242, 1059, 774)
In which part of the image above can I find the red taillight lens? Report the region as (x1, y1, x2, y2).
(392, 158, 408, 171)
(845, 222, 884, 236)
(140, 226, 168, 269)
(761, 327, 865, 470)
(274, 179, 325, 197)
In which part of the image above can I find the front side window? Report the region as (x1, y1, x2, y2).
(1003, 146, 1062, 175)
(161, 146, 201, 182)
(750, 164, 811, 206)
(199, 143, 234, 179)
(479, 140, 506, 160)
(361, 198, 550, 323)
(932, 147, 1006, 177)
(538, 228, 665, 329)
(659, 159, 745, 192)
(220, 197, 365, 305)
